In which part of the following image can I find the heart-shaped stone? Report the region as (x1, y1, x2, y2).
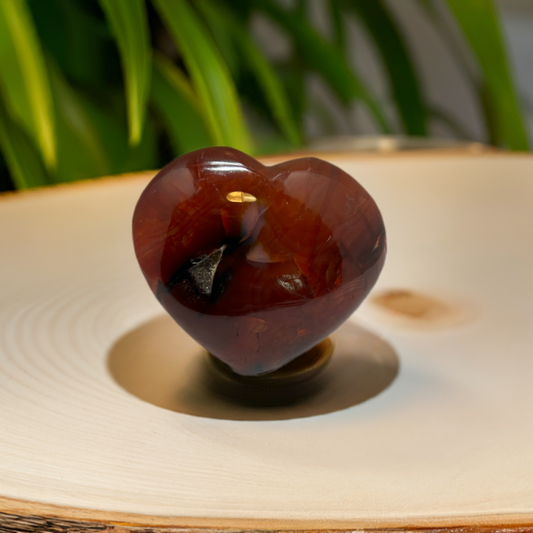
(133, 147, 386, 376)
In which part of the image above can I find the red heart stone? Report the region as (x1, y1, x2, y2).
(133, 147, 386, 376)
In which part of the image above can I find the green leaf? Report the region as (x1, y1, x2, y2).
(112, 113, 158, 174)
(194, 1, 241, 77)
(29, 0, 112, 91)
(67, 87, 158, 176)
(153, 0, 252, 152)
(98, 0, 151, 145)
(295, 0, 308, 19)
(0, 0, 56, 169)
(258, 1, 392, 133)
(196, 0, 303, 147)
(328, 0, 347, 58)
(239, 37, 303, 146)
(445, 0, 529, 150)
(0, 99, 50, 189)
(151, 53, 212, 155)
(276, 61, 306, 128)
(46, 60, 111, 183)
(349, 0, 427, 135)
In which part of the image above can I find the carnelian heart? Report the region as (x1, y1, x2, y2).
(133, 147, 386, 376)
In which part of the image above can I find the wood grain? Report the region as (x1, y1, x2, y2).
(1, 151, 532, 531)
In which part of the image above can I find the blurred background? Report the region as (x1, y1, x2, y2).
(0, 0, 530, 192)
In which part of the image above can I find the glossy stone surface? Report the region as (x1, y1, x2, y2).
(133, 147, 386, 376)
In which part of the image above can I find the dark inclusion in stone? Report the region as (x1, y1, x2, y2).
(133, 147, 386, 376)
(163, 245, 227, 297)
(187, 245, 226, 296)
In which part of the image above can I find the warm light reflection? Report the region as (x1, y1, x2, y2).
(205, 161, 250, 174)
(226, 191, 257, 203)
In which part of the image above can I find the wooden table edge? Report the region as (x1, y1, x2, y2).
(1, 497, 533, 533)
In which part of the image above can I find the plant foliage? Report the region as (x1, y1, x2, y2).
(0, 0, 528, 190)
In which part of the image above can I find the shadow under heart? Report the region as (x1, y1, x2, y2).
(107, 315, 399, 421)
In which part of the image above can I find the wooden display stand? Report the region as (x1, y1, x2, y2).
(0, 150, 532, 532)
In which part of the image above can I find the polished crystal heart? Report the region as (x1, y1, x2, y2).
(133, 147, 386, 376)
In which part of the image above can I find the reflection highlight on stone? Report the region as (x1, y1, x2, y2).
(226, 191, 257, 203)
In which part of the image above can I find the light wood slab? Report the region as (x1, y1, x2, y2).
(0, 151, 532, 531)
